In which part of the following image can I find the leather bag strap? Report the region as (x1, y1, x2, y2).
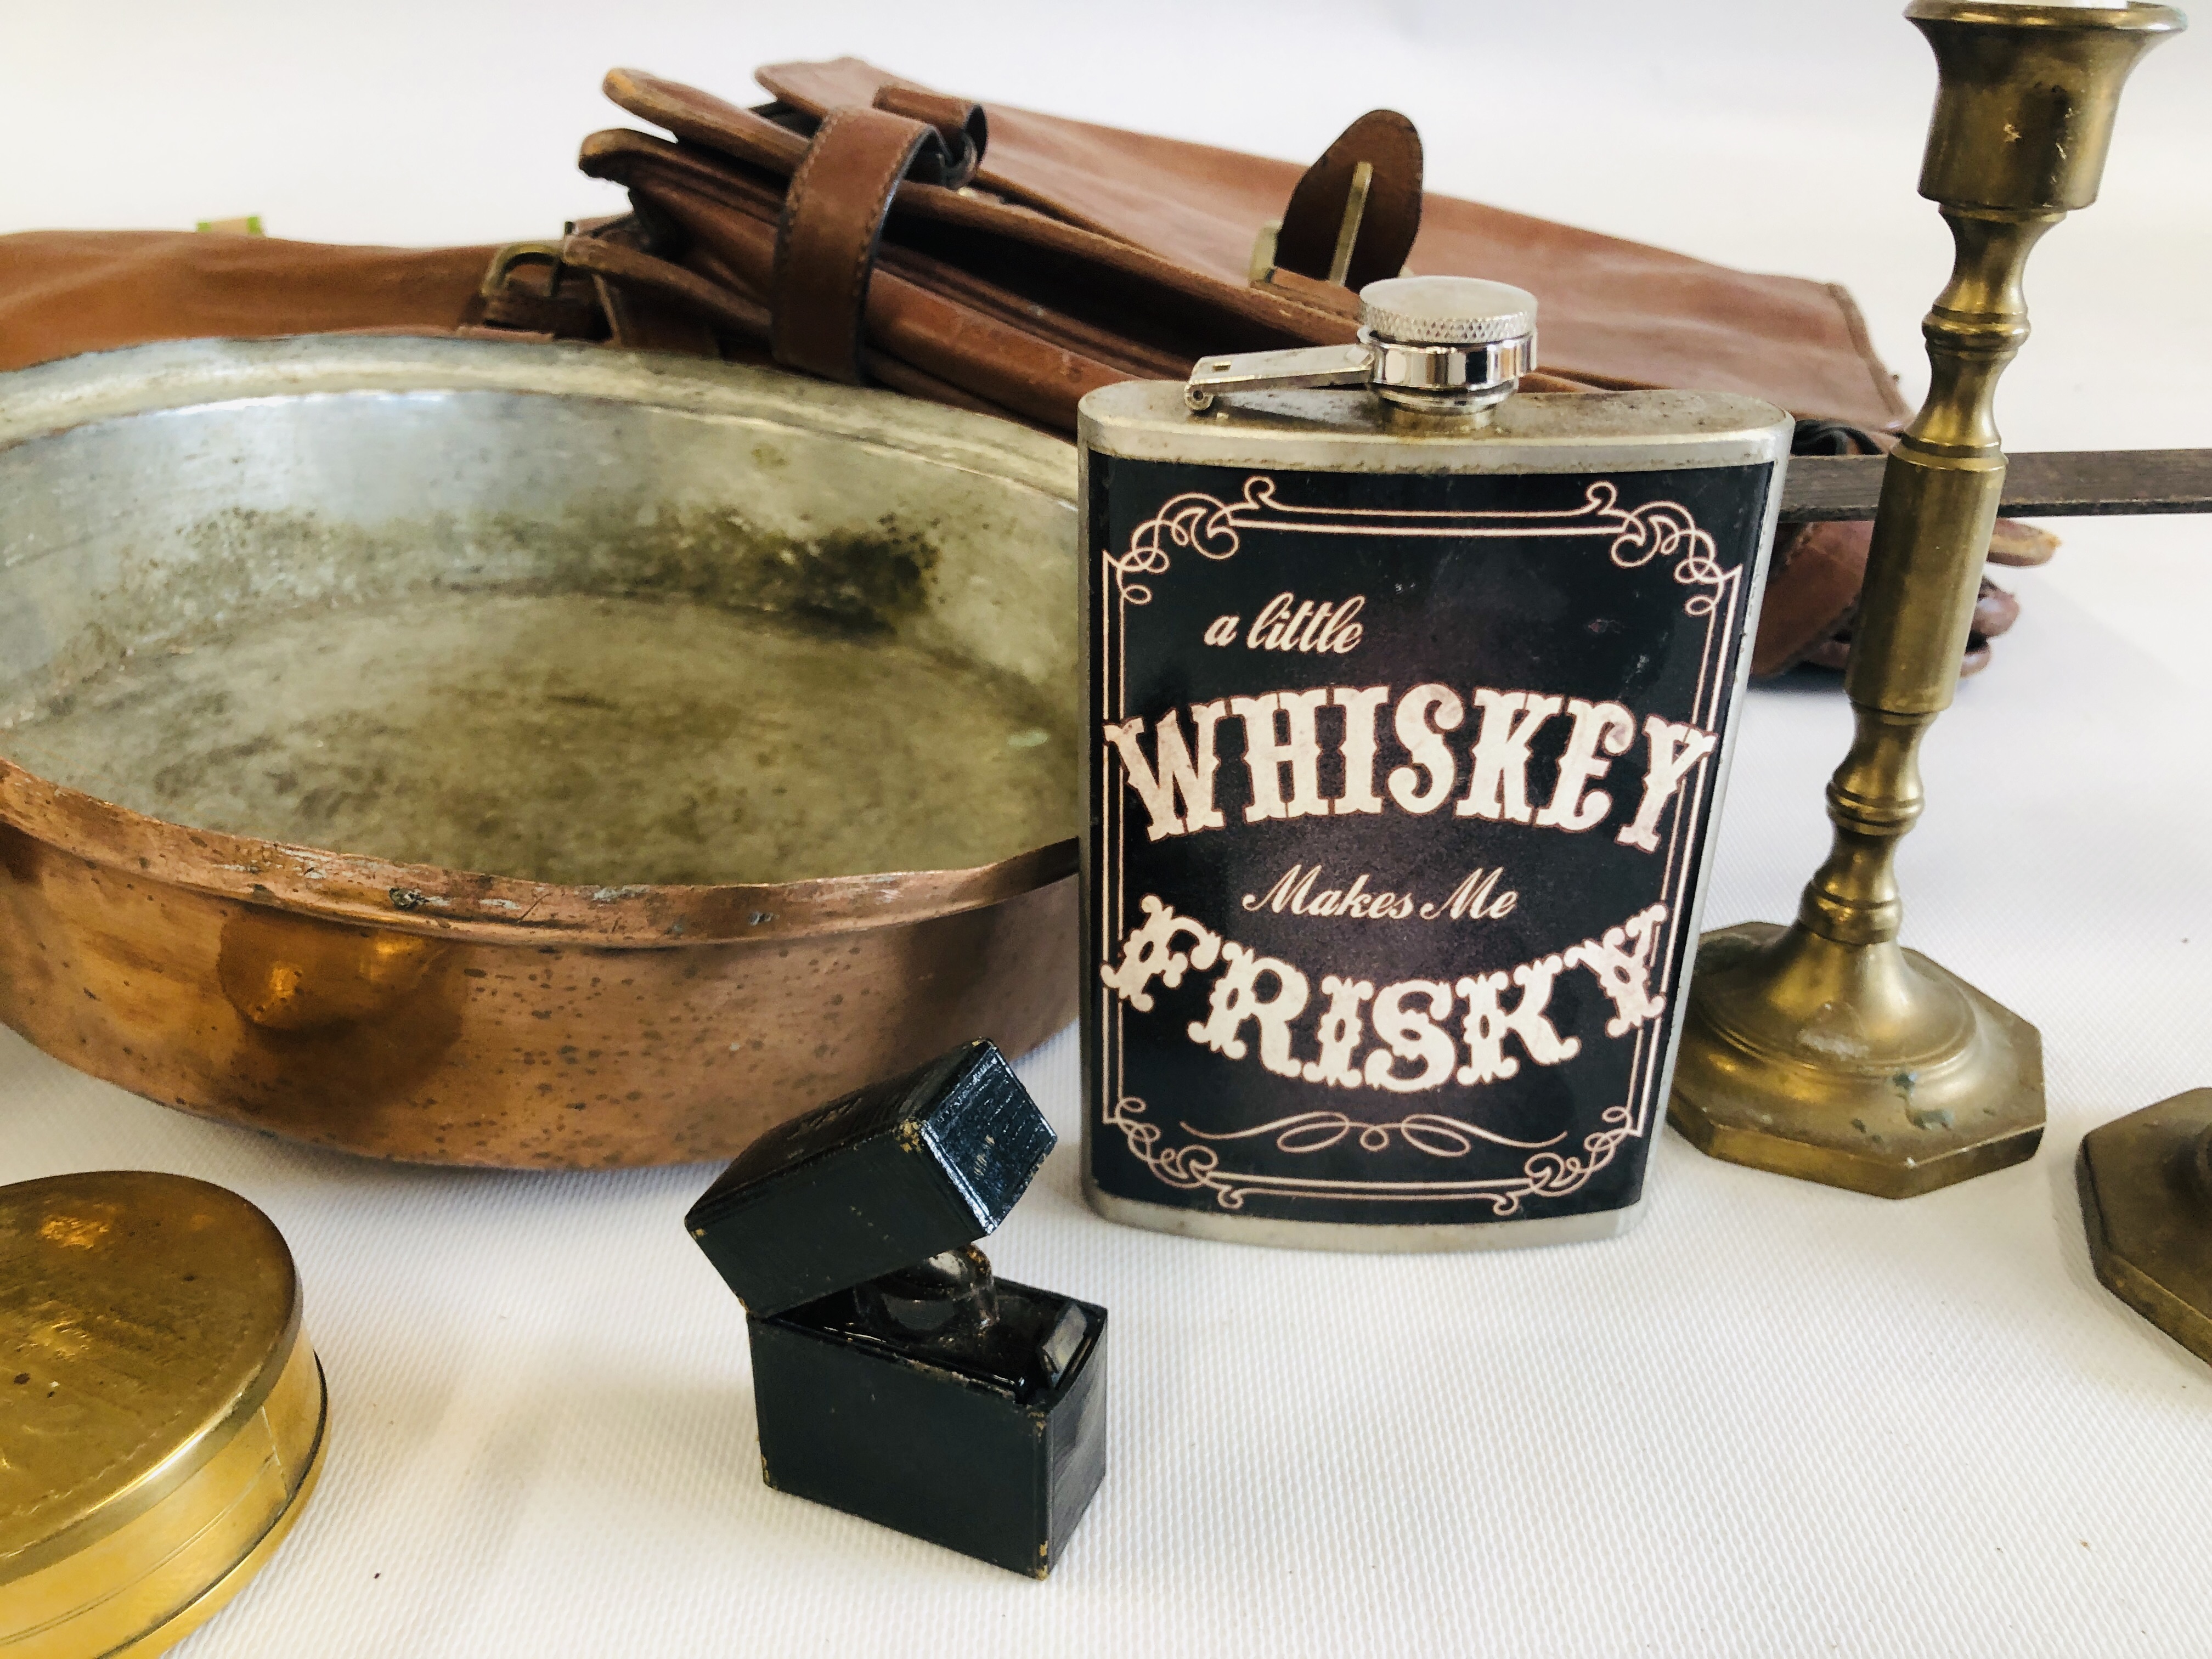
(1273, 109, 1423, 291)
(871, 84, 987, 187)
(770, 105, 949, 382)
(556, 232, 769, 340)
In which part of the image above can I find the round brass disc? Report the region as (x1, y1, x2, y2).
(1, 1171, 328, 1657)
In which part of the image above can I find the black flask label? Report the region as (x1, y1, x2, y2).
(1084, 458, 1773, 1227)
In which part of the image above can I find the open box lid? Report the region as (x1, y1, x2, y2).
(685, 1040, 1057, 1317)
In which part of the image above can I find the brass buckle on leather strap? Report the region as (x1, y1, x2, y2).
(479, 240, 568, 301)
(1246, 168, 1368, 289)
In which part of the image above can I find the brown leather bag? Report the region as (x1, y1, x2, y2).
(538, 62, 1910, 430)
(0, 57, 2042, 674)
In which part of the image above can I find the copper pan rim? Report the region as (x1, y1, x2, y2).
(0, 756, 1079, 948)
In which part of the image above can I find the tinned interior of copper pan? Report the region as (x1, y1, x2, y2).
(0, 341, 1081, 889)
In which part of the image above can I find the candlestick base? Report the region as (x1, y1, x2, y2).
(1667, 921, 2044, 1197)
(2079, 1090, 2212, 1369)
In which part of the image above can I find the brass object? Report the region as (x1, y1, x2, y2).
(2080, 1091, 2212, 1368)
(1, 1171, 328, 1657)
(0, 336, 1081, 1168)
(1246, 219, 1282, 284)
(1669, 1, 2182, 1196)
(1324, 161, 1374, 286)
(478, 239, 568, 298)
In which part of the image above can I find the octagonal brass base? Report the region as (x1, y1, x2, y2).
(1667, 921, 2045, 1198)
(2078, 1089, 2212, 1368)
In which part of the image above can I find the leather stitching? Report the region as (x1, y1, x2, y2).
(771, 107, 837, 373)
(772, 106, 934, 383)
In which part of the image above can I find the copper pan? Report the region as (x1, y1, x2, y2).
(0, 337, 1079, 1167)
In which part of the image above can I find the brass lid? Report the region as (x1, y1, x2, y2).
(1, 1171, 328, 1658)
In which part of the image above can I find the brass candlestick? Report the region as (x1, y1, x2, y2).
(2080, 1093, 2212, 1366)
(1668, 1, 2183, 1197)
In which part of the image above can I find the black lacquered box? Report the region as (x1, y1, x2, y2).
(687, 1040, 1108, 1578)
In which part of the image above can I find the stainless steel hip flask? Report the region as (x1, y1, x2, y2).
(1078, 276, 1791, 1250)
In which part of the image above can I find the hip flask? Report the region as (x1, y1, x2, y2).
(1079, 276, 1791, 1250)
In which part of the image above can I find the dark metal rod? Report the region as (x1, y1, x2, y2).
(1780, 448, 2212, 522)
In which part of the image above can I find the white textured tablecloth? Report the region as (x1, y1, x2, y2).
(7, 4, 2212, 1654)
